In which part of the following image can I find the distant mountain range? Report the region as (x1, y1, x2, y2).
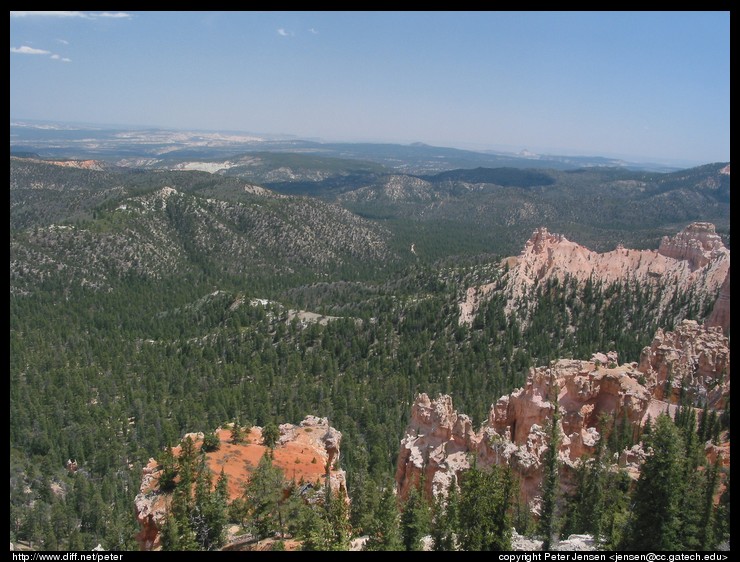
(11, 120, 687, 173)
(10, 152, 730, 296)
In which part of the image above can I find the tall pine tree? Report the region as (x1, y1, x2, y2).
(539, 390, 561, 549)
(400, 484, 431, 551)
(622, 414, 684, 550)
(364, 486, 402, 551)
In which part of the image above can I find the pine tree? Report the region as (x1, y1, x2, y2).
(230, 419, 243, 444)
(562, 456, 598, 537)
(364, 486, 402, 551)
(243, 452, 286, 540)
(326, 487, 353, 550)
(302, 486, 352, 551)
(708, 410, 721, 444)
(177, 436, 198, 509)
(598, 469, 631, 550)
(642, 414, 652, 439)
(431, 481, 459, 551)
(677, 464, 705, 549)
(698, 402, 709, 443)
(699, 460, 719, 550)
(262, 422, 280, 449)
(191, 464, 227, 550)
(713, 471, 729, 548)
(539, 401, 561, 549)
(202, 430, 221, 452)
(719, 401, 730, 436)
(349, 464, 378, 535)
(161, 491, 199, 551)
(622, 414, 684, 550)
(159, 445, 178, 492)
(457, 462, 515, 551)
(400, 484, 431, 550)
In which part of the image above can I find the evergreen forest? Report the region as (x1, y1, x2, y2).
(9, 156, 730, 551)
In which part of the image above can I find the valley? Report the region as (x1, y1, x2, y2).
(9, 143, 730, 551)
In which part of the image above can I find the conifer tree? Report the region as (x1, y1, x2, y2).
(364, 486, 402, 551)
(302, 486, 352, 551)
(622, 414, 684, 551)
(262, 422, 280, 449)
(243, 452, 286, 540)
(699, 460, 719, 550)
(192, 464, 228, 550)
(431, 481, 459, 551)
(713, 472, 729, 548)
(201, 430, 221, 452)
(698, 402, 710, 443)
(401, 484, 431, 550)
(457, 462, 514, 551)
(230, 419, 243, 444)
(159, 445, 178, 492)
(539, 398, 561, 549)
(349, 463, 378, 534)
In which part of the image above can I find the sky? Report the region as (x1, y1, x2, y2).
(10, 11, 730, 166)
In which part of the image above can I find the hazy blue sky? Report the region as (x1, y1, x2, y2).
(10, 11, 729, 165)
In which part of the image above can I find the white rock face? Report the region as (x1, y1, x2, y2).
(552, 534, 598, 551)
(396, 322, 729, 511)
(638, 320, 730, 408)
(658, 222, 726, 270)
(459, 223, 730, 329)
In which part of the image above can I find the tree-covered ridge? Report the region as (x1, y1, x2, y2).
(423, 167, 556, 187)
(12, 157, 730, 266)
(11, 161, 399, 296)
(339, 162, 730, 259)
(9, 158, 729, 550)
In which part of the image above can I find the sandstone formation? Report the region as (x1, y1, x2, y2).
(460, 223, 730, 331)
(707, 266, 730, 334)
(396, 359, 651, 507)
(13, 156, 107, 170)
(458, 282, 496, 326)
(135, 416, 346, 551)
(394, 393, 477, 499)
(657, 222, 727, 270)
(638, 320, 730, 408)
(396, 322, 729, 512)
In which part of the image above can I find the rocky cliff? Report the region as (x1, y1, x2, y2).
(135, 416, 346, 551)
(396, 360, 652, 507)
(18, 157, 108, 170)
(657, 222, 727, 270)
(638, 320, 730, 408)
(707, 266, 730, 334)
(460, 222, 730, 332)
(396, 321, 729, 510)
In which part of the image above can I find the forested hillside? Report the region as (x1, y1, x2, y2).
(9, 157, 730, 550)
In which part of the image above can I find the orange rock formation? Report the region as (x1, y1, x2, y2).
(135, 416, 345, 550)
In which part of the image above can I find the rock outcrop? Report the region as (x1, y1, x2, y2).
(135, 416, 346, 551)
(707, 266, 730, 334)
(551, 534, 598, 551)
(460, 222, 730, 329)
(638, 320, 730, 408)
(397, 358, 652, 507)
(458, 283, 496, 326)
(395, 393, 477, 498)
(396, 322, 730, 511)
(14, 157, 108, 170)
(657, 222, 726, 270)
